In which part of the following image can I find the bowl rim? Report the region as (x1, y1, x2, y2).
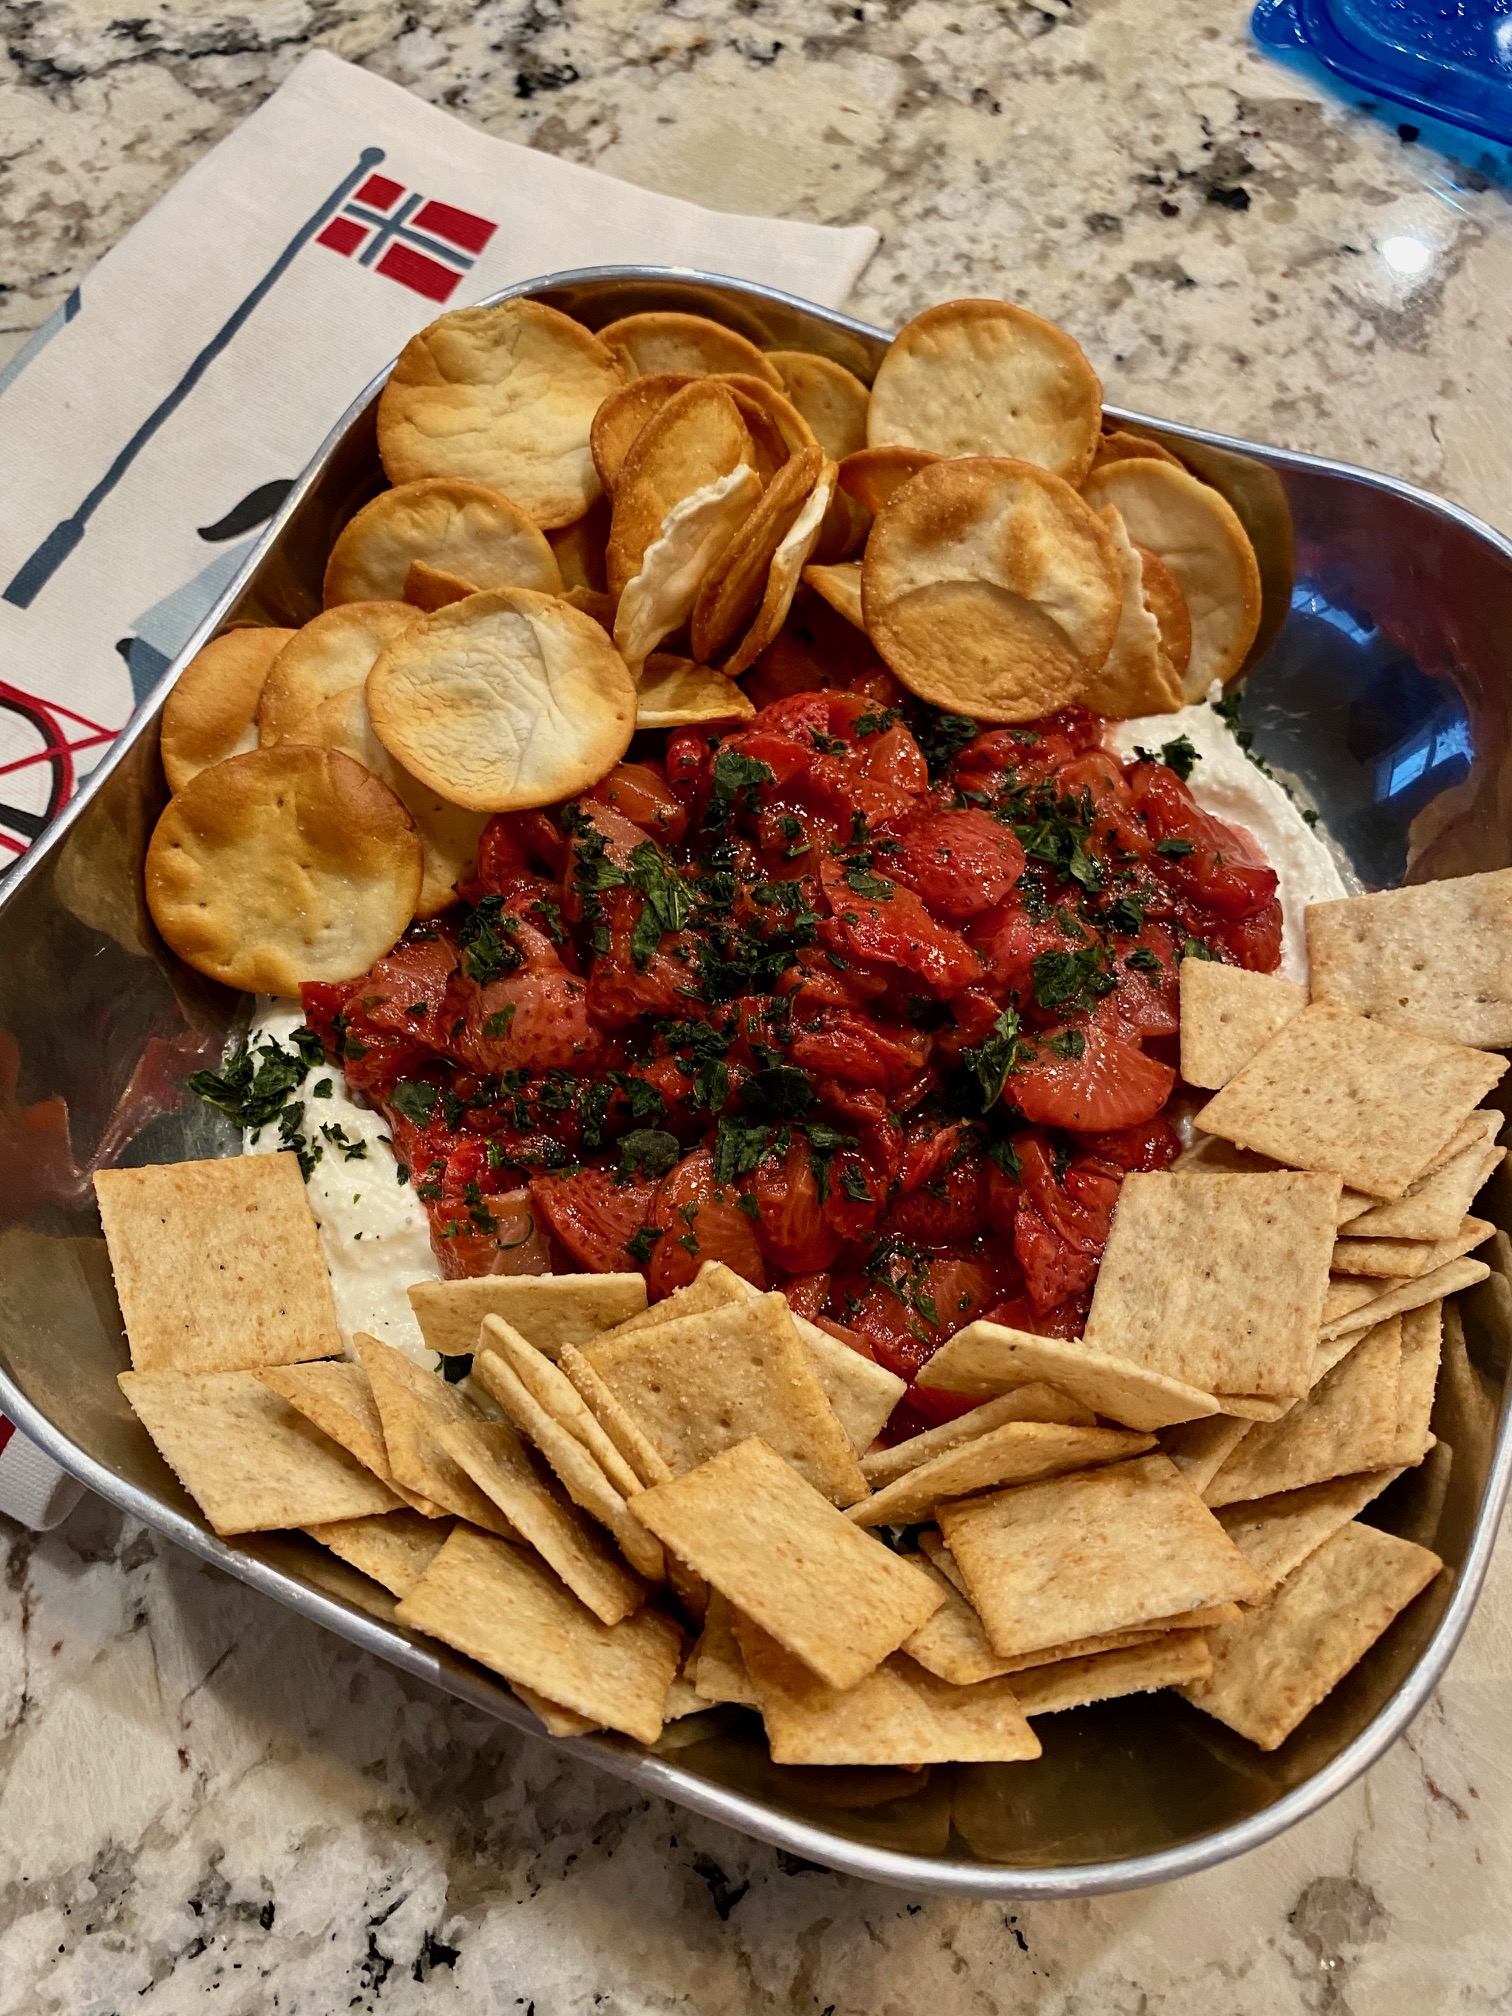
(4, 262, 1510, 1898)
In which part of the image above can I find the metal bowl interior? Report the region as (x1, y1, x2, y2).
(1, 267, 1510, 1898)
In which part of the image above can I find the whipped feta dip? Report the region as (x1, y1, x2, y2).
(1105, 688, 1351, 982)
(243, 1001, 439, 1361)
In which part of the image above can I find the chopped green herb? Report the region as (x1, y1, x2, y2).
(1155, 836, 1195, 858)
(625, 1225, 664, 1266)
(962, 1008, 1023, 1112)
(457, 895, 524, 985)
(389, 1080, 440, 1126)
(617, 1128, 682, 1181)
(482, 1005, 517, 1039)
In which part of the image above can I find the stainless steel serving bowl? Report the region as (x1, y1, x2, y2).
(2, 267, 1510, 1897)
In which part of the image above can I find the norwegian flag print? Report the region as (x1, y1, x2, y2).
(316, 171, 498, 303)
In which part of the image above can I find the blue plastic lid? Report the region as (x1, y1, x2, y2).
(1255, 0, 1512, 146)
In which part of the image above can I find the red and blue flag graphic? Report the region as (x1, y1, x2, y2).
(316, 173, 498, 302)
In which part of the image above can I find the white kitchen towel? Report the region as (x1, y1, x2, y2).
(0, 47, 875, 1530)
(0, 46, 876, 865)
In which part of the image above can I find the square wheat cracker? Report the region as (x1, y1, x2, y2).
(1083, 1171, 1338, 1399)
(610, 1259, 904, 1455)
(354, 1334, 515, 1536)
(1009, 1631, 1213, 1717)
(902, 1556, 1017, 1685)
(480, 1316, 642, 1498)
(862, 1386, 1094, 1487)
(119, 1368, 401, 1533)
(1194, 1002, 1505, 1200)
(914, 1530, 1235, 1667)
(258, 1360, 442, 1514)
(938, 1452, 1260, 1662)
(1178, 959, 1306, 1090)
(470, 1345, 665, 1580)
(1214, 1469, 1401, 1601)
(558, 1343, 673, 1487)
(436, 1415, 645, 1626)
(1159, 1415, 1253, 1494)
(848, 1421, 1152, 1527)
(1392, 1301, 1442, 1465)
(736, 1622, 1040, 1767)
(1180, 1519, 1441, 1748)
(96, 1153, 342, 1373)
(1344, 1130, 1503, 1243)
(1318, 1256, 1488, 1343)
(692, 1591, 760, 1706)
(917, 1318, 1221, 1430)
(1331, 1216, 1491, 1281)
(633, 1437, 942, 1690)
(306, 1509, 452, 1596)
(1305, 870, 1512, 1048)
(408, 1272, 646, 1361)
(395, 1526, 682, 1745)
(1202, 1317, 1404, 1507)
(581, 1292, 867, 1505)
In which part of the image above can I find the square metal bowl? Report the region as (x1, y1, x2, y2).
(3, 267, 1511, 1896)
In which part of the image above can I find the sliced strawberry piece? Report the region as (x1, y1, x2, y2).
(532, 1168, 659, 1274)
(475, 812, 565, 895)
(1207, 896, 1285, 973)
(581, 761, 688, 846)
(359, 933, 458, 1046)
(1010, 1024, 1175, 1132)
(882, 1153, 987, 1248)
(819, 855, 983, 996)
(433, 1188, 553, 1281)
(1130, 761, 1279, 920)
(1054, 752, 1153, 860)
(647, 1146, 767, 1296)
(1015, 1196, 1100, 1311)
(897, 1118, 971, 1197)
(780, 1269, 832, 1321)
(454, 962, 603, 1074)
(967, 898, 1072, 1000)
(1079, 1114, 1180, 1175)
(981, 1290, 1089, 1339)
(788, 1007, 931, 1090)
(890, 810, 1026, 920)
(747, 1137, 844, 1273)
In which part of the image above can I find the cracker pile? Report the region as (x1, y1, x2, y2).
(103, 856, 1507, 1761)
(147, 295, 1261, 994)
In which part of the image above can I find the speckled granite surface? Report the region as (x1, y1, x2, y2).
(4, 5, 1512, 2011)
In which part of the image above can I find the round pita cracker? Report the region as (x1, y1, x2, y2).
(295, 685, 488, 916)
(258, 602, 421, 745)
(1091, 428, 1184, 474)
(764, 351, 871, 460)
(146, 746, 423, 995)
(724, 464, 835, 678)
(323, 478, 561, 607)
(862, 457, 1121, 721)
(404, 560, 475, 612)
(802, 560, 864, 631)
(596, 312, 784, 388)
(377, 300, 624, 529)
(591, 374, 696, 493)
(160, 627, 294, 793)
(547, 498, 610, 592)
(367, 588, 637, 812)
(718, 375, 815, 457)
(868, 299, 1102, 484)
(605, 379, 754, 601)
(637, 654, 756, 729)
(1081, 507, 1183, 720)
(1082, 458, 1261, 697)
(1133, 543, 1192, 678)
(838, 445, 940, 517)
(690, 445, 824, 666)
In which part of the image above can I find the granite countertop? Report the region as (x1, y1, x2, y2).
(4, 3, 1512, 2010)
